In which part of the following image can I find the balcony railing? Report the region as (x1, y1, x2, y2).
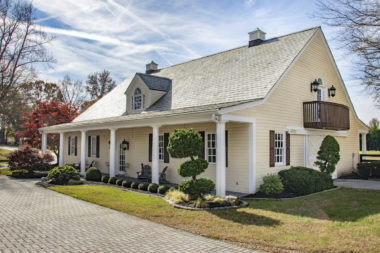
(303, 101, 350, 130)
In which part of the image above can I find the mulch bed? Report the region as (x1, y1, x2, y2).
(244, 190, 298, 199)
(338, 172, 365, 180)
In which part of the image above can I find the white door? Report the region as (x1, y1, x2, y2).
(118, 142, 126, 174)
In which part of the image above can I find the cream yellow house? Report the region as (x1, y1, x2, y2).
(40, 27, 369, 196)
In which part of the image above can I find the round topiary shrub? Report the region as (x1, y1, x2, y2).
(259, 174, 284, 195)
(116, 179, 123, 186)
(179, 178, 215, 199)
(158, 185, 170, 195)
(279, 166, 334, 195)
(314, 135, 340, 175)
(85, 167, 102, 181)
(108, 177, 117, 184)
(47, 165, 80, 185)
(138, 182, 149, 191)
(122, 180, 132, 188)
(131, 181, 139, 189)
(101, 175, 109, 183)
(148, 183, 159, 193)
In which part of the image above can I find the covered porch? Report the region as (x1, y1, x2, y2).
(40, 112, 256, 197)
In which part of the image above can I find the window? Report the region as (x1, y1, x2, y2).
(70, 136, 76, 155)
(158, 135, 164, 161)
(206, 133, 216, 164)
(119, 143, 126, 172)
(132, 88, 144, 111)
(275, 132, 285, 165)
(91, 136, 97, 157)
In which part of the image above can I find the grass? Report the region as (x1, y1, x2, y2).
(50, 185, 380, 253)
(0, 148, 11, 161)
(0, 168, 11, 175)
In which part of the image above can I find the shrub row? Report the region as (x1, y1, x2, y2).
(357, 161, 380, 179)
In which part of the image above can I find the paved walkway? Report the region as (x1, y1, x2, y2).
(334, 179, 380, 190)
(0, 176, 255, 253)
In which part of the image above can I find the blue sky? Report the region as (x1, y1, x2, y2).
(32, 0, 378, 124)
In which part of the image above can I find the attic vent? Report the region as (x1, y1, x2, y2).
(146, 61, 158, 74)
(248, 28, 266, 47)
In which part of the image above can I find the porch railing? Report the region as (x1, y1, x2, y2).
(303, 101, 350, 130)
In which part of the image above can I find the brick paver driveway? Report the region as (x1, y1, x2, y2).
(0, 176, 255, 253)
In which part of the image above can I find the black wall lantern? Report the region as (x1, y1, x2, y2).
(310, 79, 320, 92)
(121, 139, 129, 150)
(328, 85, 336, 97)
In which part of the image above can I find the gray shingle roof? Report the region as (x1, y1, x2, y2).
(73, 27, 319, 123)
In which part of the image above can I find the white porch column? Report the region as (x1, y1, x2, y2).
(151, 125, 160, 184)
(109, 128, 116, 177)
(80, 130, 86, 176)
(216, 119, 226, 197)
(59, 132, 64, 166)
(362, 134, 367, 155)
(41, 132, 47, 153)
(248, 121, 256, 193)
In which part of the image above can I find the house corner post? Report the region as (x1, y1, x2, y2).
(80, 130, 86, 176)
(59, 132, 64, 166)
(41, 132, 47, 153)
(362, 133, 367, 155)
(216, 118, 226, 197)
(151, 125, 160, 184)
(109, 128, 117, 177)
(248, 121, 256, 193)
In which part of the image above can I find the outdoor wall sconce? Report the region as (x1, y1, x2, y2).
(121, 139, 129, 150)
(328, 85, 336, 97)
(310, 79, 320, 92)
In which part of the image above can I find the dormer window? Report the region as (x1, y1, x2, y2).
(131, 88, 145, 111)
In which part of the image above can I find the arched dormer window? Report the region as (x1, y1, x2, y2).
(131, 88, 145, 111)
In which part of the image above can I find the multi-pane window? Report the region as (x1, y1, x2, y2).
(91, 136, 97, 157)
(158, 135, 164, 161)
(132, 88, 143, 110)
(275, 132, 285, 165)
(207, 133, 216, 164)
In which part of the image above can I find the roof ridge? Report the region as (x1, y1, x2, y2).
(156, 26, 321, 72)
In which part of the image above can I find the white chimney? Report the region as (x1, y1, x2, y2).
(248, 28, 266, 47)
(146, 61, 158, 74)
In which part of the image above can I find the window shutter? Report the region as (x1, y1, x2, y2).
(286, 132, 290, 166)
(149, 134, 152, 162)
(225, 131, 228, 167)
(164, 133, 170, 163)
(96, 136, 100, 158)
(88, 136, 91, 157)
(68, 136, 71, 155)
(74, 136, 78, 156)
(269, 130, 275, 167)
(198, 131, 205, 159)
(142, 94, 145, 109)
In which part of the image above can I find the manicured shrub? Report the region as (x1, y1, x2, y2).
(138, 182, 149, 191)
(116, 179, 123, 186)
(158, 185, 170, 195)
(357, 161, 380, 179)
(165, 189, 189, 204)
(85, 167, 101, 181)
(167, 128, 214, 199)
(314, 135, 340, 175)
(108, 177, 117, 184)
(101, 175, 109, 183)
(68, 179, 83, 185)
(47, 165, 80, 185)
(8, 145, 54, 176)
(122, 180, 132, 188)
(190, 197, 208, 208)
(279, 166, 333, 195)
(148, 183, 159, 193)
(131, 181, 139, 189)
(259, 174, 284, 195)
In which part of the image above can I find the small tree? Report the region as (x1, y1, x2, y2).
(167, 129, 215, 199)
(314, 135, 340, 175)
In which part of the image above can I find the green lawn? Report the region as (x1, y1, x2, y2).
(0, 148, 11, 161)
(0, 168, 11, 175)
(50, 185, 380, 253)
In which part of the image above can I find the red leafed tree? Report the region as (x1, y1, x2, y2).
(17, 100, 79, 158)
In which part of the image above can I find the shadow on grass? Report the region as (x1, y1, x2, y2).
(242, 188, 380, 222)
(208, 208, 281, 226)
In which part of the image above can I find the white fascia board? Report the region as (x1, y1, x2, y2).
(287, 126, 348, 137)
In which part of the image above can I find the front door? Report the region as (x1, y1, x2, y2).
(118, 142, 126, 174)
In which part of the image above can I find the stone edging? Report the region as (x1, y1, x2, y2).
(166, 199, 249, 211)
(244, 187, 340, 201)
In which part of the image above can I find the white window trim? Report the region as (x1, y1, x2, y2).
(90, 135, 97, 158)
(158, 135, 164, 162)
(69, 136, 76, 156)
(314, 79, 328, 102)
(274, 131, 286, 166)
(131, 88, 144, 111)
(205, 132, 216, 165)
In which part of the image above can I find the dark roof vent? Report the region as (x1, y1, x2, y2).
(248, 28, 266, 47)
(146, 61, 159, 74)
